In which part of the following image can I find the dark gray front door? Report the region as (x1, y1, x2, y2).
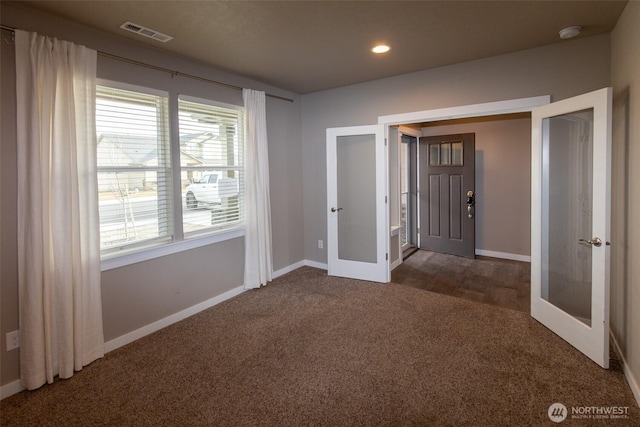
(419, 133, 475, 258)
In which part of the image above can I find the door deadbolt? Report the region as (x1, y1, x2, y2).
(466, 190, 475, 218)
(466, 190, 475, 205)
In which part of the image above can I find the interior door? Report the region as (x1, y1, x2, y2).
(418, 134, 475, 258)
(531, 87, 612, 368)
(327, 125, 389, 283)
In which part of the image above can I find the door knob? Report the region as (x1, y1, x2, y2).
(331, 207, 343, 212)
(579, 237, 602, 247)
(466, 190, 475, 219)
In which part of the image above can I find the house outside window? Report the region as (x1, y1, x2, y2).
(96, 84, 244, 260)
(178, 96, 244, 236)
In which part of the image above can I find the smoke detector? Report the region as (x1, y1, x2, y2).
(120, 21, 173, 43)
(559, 26, 581, 40)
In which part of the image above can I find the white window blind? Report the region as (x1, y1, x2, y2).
(96, 85, 173, 252)
(178, 97, 244, 235)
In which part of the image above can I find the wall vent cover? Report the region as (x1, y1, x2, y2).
(120, 21, 173, 43)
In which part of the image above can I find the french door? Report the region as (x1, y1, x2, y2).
(326, 125, 389, 283)
(531, 88, 612, 368)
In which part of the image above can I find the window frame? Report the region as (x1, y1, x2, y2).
(96, 80, 245, 271)
(177, 94, 245, 240)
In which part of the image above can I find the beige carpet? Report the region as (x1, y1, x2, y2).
(1, 266, 638, 426)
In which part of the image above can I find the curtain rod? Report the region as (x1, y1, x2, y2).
(1, 24, 294, 103)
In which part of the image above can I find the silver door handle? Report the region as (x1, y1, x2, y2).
(466, 190, 474, 219)
(579, 237, 602, 247)
(331, 207, 343, 212)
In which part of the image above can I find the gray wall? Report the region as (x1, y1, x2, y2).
(301, 34, 611, 264)
(611, 0, 640, 405)
(0, 3, 304, 386)
(421, 115, 532, 257)
(1, 21, 20, 388)
(3, 0, 638, 405)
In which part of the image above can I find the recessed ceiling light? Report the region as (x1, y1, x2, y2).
(559, 26, 581, 40)
(372, 45, 390, 54)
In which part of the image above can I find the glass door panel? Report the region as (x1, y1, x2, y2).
(542, 109, 594, 326)
(400, 136, 410, 248)
(336, 135, 377, 263)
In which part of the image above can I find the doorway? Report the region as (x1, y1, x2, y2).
(327, 96, 550, 282)
(393, 114, 533, 265)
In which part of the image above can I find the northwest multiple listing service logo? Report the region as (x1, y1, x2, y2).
(548, 403, 630, 423)
(548, 403, 568, 423)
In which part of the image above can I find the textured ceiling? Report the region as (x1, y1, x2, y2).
(14, 1, 628, 94)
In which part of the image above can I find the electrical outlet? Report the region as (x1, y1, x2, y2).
(318, 240, 323, 249)
(6, 330, 19, 351)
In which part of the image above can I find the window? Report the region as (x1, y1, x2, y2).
(96, 85, 172, 253)
(400, 134, 417, 250)
(96, 84, 244, 261)
(429, 141, 463, 166)
(400, 137, 409, 247)
(178, 97, 244, 235)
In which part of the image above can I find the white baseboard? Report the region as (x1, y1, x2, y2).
(274, 259, 328, 277)
(273, 260, 306, 278)
(104, 285, 245, 353)
(109, 259, 317, 355)
(104, 257, 330, 353)
(610, 331, 640, 408)
(304, 259, 328, 270)
(1, 284, 248, 400)
(0, 379, 24, 400)
(1, 261, 313, 400)
(475, 249, 531, 263)
(391, 258, 402, 271)
(4, 259, 638, 410)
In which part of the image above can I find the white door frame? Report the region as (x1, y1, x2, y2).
(326, 96, 550, 284)
(378, 96, 550, 127)
(379, 95, 550, 264)
(391, 126, 422, 267)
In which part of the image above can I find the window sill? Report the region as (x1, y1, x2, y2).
(100, 228, 245, 271)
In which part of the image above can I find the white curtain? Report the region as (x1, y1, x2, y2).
(15, 30, 104, 390)
(243, 89, 273, 289)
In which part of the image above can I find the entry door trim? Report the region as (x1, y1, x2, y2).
(379, 96, 551, 126)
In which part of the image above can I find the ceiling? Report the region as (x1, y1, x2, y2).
(15, 1, 628, 94)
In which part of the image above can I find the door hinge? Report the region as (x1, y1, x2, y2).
(385, 195, 388, 203)
(417, 227, 420, 234)
(386, 253, 388, 260)
(385, 138, 388, 146)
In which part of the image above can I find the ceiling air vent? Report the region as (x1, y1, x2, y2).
(120, 21, 173, 43)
